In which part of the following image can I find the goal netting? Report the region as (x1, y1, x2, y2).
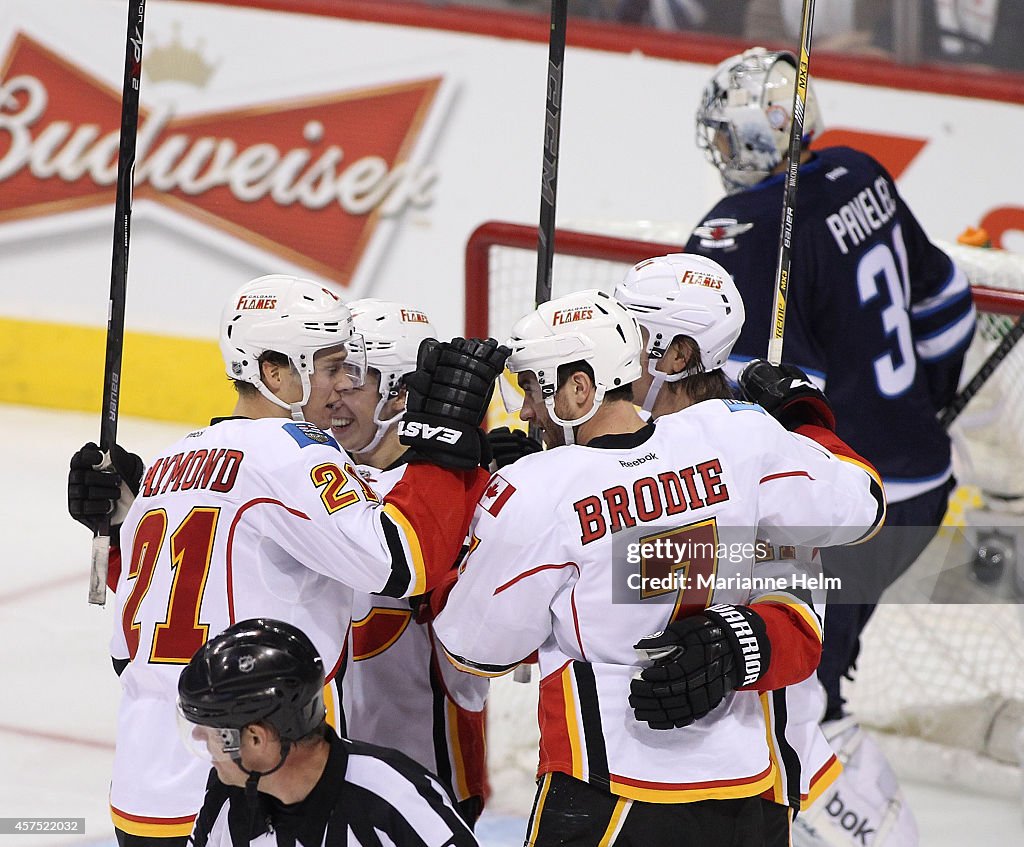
(465, 219, 1024, 811)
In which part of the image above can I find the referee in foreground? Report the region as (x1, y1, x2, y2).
(177, 618, 479, 847)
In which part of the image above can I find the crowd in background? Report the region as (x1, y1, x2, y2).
(414, 0, 1024, 74)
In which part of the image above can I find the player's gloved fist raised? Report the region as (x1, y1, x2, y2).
(400, 338, 511, 470)
(68, 442, 145, 535)
(629, 604, 770, 729)
(486, 427, 542, 469)
(738, 359, 836, 431)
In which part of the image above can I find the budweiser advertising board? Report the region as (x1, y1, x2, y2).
(0, 28, 452, 295)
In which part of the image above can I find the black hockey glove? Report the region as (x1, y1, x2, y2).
(68, 442, 144, 536)
(486, 426, 543, 469)
(629, 604, 771, 730)
(399, 337, 511, 469)
(738, 359, 836, 431)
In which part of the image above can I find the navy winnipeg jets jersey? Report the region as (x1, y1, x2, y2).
(686, 146, 974, 502)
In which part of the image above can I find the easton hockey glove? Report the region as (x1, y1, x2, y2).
(399, 337, 511, 469)
(486, 426, 543, 469)
(738, 359, 836, 431)
(629, 604, 771, 729)
(68, 442, 144, 536)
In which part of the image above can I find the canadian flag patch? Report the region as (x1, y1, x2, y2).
(480, 474, 516, 516)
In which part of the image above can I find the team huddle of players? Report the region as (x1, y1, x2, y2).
(67, 47, 972, 847)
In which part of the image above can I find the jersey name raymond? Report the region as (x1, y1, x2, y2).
(572, 458, 729, 544)
(397, 420, 463, 444)
(139, 448, 243, 497)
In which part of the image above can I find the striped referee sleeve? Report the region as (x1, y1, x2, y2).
(334, 742, 479, 847)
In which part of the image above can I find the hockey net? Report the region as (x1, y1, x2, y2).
(466, 220, 1024, 810)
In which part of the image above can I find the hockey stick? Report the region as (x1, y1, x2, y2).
(89, 0, 147, 606)
(535, 0, 567, 310)
(940, 313, 1024, 427)
(524, 0, 567, 450)
(767, 0, 816, 365)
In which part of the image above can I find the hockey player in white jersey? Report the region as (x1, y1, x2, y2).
(66, 276, 506, 847)
(432, 289, 885, 846)
(614, 254, 843, 842)
(330, 299, 488, 823)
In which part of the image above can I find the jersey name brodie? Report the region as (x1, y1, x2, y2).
(572, 459, 729, 544)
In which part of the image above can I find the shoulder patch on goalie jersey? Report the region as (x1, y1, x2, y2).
(283, 422, 339, 449)
(479, 474, 516, 516)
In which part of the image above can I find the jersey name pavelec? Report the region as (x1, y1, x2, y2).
(343, 462, 488, 806)
(108, 418, 433, 833)
(687, 146, 974, 502)
(435, 403, 882, 802)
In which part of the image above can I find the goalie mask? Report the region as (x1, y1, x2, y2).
(615, 254, 745, 411)
(345, 299, 438, 453)
(501, 290, 643, 445)
(696, 47, 822, 195)
(219, 275, 365, 422)
(177, 618, 326, 777)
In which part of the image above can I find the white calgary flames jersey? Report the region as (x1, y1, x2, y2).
(343, 462, 488, 805)
(107, 418, 474, 836)
(759, 547, 842, 811)
(435, 401, 883, 804)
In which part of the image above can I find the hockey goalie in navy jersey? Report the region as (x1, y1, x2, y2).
(432, 290, 885, 847)
(684, 48, 975, 845)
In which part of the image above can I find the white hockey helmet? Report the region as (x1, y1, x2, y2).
(696, 47, 823, 195)
(502, 289, 643, 444)
(615, 254, 745, 411)
(219, 274, 365, 420)
(345, 298, 437, 452)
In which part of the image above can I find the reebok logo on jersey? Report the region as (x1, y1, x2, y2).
(397, 420, 463, 444)
(480, 474, 516, 516)
(619, 452, 657, 468)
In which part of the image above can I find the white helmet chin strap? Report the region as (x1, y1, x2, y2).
(251, 368, 312, 423)
(357, 393, 404, 454)
(545, 386, 605, 446)
(640, 356, 692, 413)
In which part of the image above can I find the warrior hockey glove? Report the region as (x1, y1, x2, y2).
(486, 426, 543, 469)
(738, 359, 836, 431)
(400, 337, 511, 469)
(629, 604, 771, 729)
(68, 442, 144, 536)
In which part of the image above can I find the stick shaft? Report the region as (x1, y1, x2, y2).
(535, 0, 567, 309)
(89, 0, 147, 606)
(940, 315, 1024, 427)
(767, 0, 816, 365)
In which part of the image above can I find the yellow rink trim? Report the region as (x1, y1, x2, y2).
(1, 317, 235, 425)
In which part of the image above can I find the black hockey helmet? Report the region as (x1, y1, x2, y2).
(177, 618, 326, 741)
